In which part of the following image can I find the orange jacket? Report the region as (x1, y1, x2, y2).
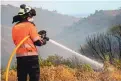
(12, 22, 41, 57)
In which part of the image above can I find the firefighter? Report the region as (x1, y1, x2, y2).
(12, 4, 47, 81)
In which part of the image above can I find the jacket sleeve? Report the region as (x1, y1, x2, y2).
(29, 23, 43, 46)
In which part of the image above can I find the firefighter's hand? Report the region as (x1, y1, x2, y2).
(41, 39, 47, 45)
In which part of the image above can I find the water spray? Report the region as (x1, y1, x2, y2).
(49, 39, 103, 69)
(39, 30, 103, 69)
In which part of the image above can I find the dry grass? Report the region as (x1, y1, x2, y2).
(40, 65, 77, 81)
(1, 64, 121, 81)
(2, 70, 17, 81)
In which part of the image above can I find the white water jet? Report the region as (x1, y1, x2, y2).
(49, 39, 103, 69)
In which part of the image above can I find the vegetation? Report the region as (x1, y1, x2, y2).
(80, 25, 121, 65)
(1, 54, 121, 81)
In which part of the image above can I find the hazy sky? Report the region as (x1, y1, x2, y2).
(2, 0, 121, 16)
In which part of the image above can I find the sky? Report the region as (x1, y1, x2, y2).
(1, 0, 121, 17)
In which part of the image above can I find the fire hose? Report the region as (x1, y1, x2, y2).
(5, 36, 30, 81)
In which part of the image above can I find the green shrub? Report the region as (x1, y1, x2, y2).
(114, 59, 121, 69)
(81, 64, 93, 72)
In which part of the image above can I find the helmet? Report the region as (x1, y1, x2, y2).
(18, 4, 36, 17)
(12, 4, 36, 23)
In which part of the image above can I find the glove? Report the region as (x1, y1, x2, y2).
(41, 39, 47, 45)
(38, 30, 47, 40)
(38, 30, 49, 42)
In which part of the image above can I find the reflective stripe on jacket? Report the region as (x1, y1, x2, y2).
(12, 22, 41, 57)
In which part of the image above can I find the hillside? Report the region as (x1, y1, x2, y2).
(56, 9, 121, 51)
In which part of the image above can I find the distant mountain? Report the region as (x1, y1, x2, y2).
(69, 13, 91, 18)
(56, 9, 121, 51)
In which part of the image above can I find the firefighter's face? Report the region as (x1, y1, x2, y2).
(27, 17, 34, 22)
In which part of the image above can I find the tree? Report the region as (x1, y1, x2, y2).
(80, 25, 121, 63)
(108, 25, 121, 60)
(81, 33, 115, 63)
